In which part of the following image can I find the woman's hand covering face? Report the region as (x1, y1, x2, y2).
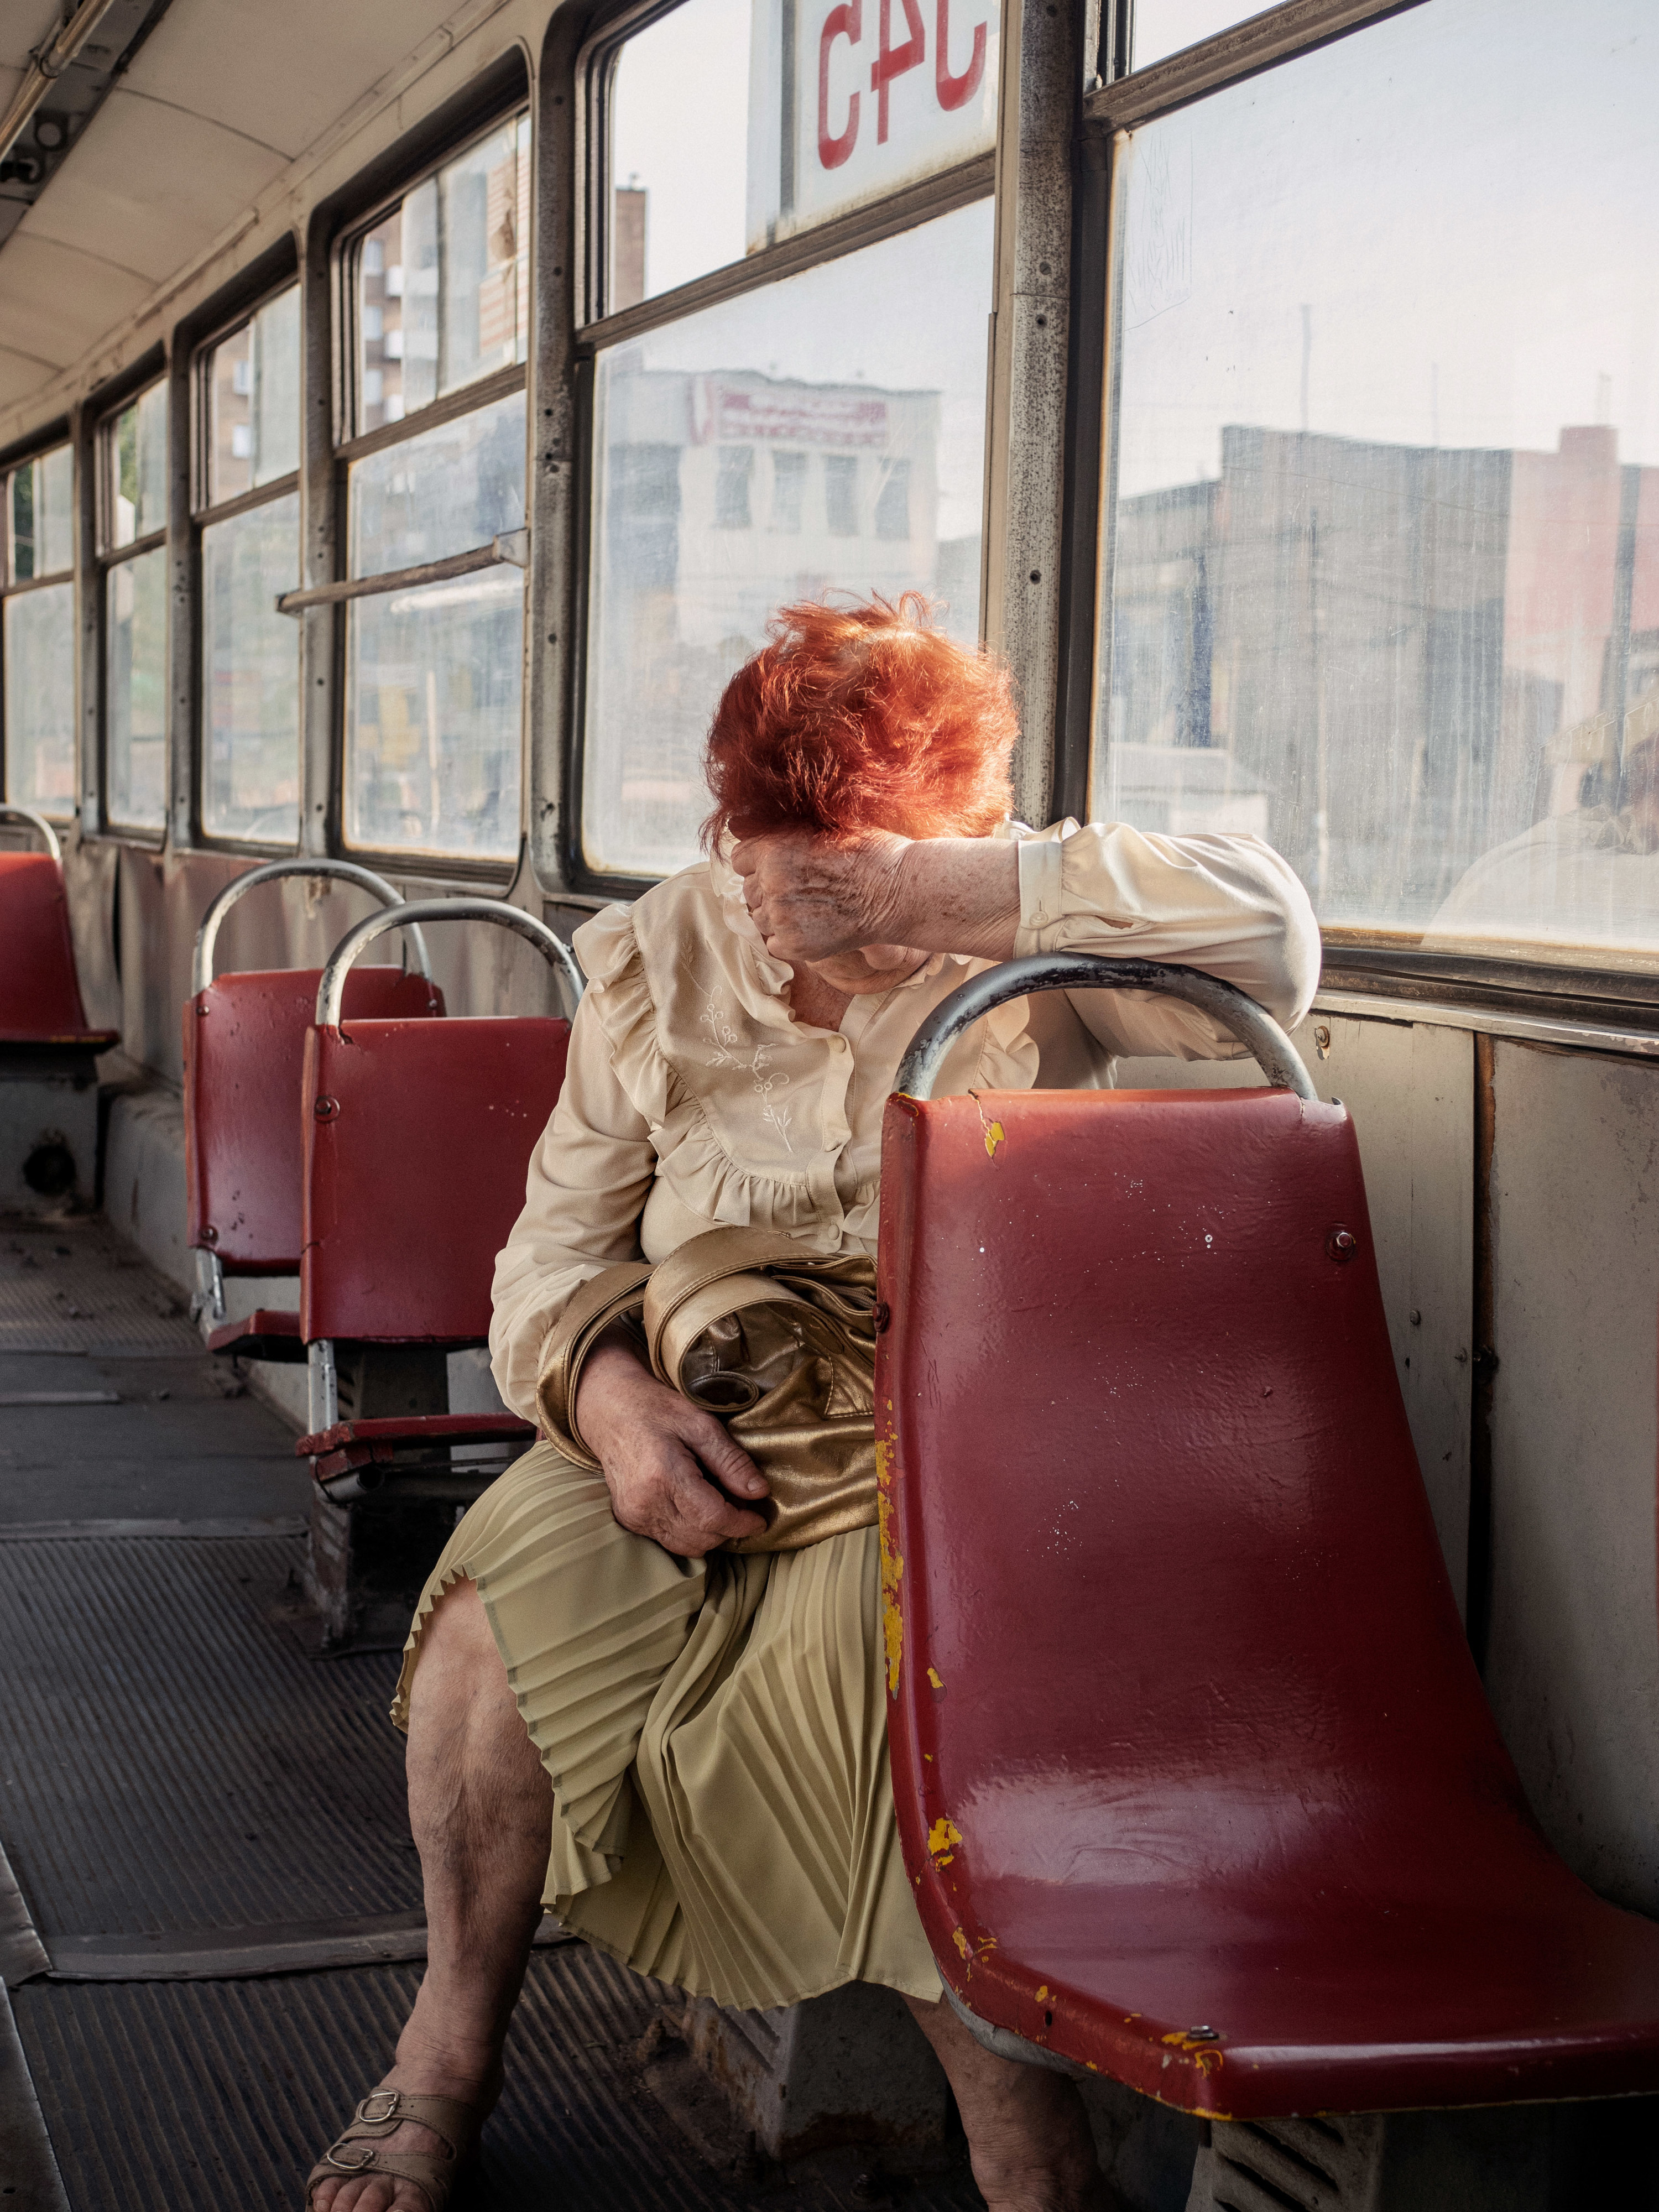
(731, 828, 923, 984)
(732, 827, 1022, 979)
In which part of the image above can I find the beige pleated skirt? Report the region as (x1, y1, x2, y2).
(391, 1441, 942, 2014)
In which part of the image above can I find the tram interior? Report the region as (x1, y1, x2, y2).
(1, 0, 1658, 2204)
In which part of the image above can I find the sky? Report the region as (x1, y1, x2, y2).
(1114, 0, 1659, 497)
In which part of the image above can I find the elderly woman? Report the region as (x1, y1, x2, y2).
(309, 597, 1318, 2212)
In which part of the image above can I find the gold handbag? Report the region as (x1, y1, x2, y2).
(536, 1225, 879, 1554)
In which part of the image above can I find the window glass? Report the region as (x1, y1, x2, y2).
(582, 195, 992, 875)
(106, 543, 168, 827)
(9, 446, 73, 580)
(348, 390, 526, 576)
(345, 572, 523, 858)
(1130, 2, 1262, 70)
(208, 286, 301, 504)
(201, 492, 300, 842)
(3, 583, 75, 812)
(356, 113, 530, 435)
(109, 384, 168, 548)
(607, 0, 996, 309)
(1094, 0, 1659, 964)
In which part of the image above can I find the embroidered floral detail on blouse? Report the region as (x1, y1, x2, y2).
(700, 981, 795, 1154)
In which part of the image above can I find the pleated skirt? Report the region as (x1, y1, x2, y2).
(391, 1440, 942, 2014)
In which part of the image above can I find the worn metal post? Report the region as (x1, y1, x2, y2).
(983, 0, 1079, 826)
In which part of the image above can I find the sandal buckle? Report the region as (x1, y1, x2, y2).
(356, 2089, 401, 2125)
(326, 2146, 378, 2172)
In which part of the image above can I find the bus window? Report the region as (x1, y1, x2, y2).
(342, 111, 530, 863)
(197, 285, 301, 846)
(1, 444, 75, 818)
(1093, 0, 1659, 970)
(100, 382, 169, 831)
(582, 199, 993, 877)
(581, 0, 996, 883)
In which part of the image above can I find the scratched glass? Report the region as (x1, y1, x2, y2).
(8, 445, 74, 581)
(1129, 2, 1266, 70)
(106, 545, 168, 828)
(1095, 0, 1659, 964)
(3, 584, 75, 814)
(108, 383, 168, 549)
(582, 196, 992, 877)
(355, 113, 529, 435)
(201, 493, 301, 844)
(207, 286, 301, 505)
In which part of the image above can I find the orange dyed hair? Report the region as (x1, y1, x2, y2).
(701, 594, 1018, 849)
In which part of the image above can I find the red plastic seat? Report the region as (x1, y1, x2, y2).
(877, 960, 1659, 2119)
(182, 860, 442, 1363)
(184, 964, 443, 1274)
(293, 897, 581, 1495)
(0, 849, 117, 1048)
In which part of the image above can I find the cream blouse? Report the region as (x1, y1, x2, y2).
(489, 819, 1320, 1420)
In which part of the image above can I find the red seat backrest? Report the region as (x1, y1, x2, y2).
(877, 1087, 1520, 1967)
(0, 852, 106, 1043)
(182, 967, 443, 1275)
(300, 1015, 570, 1344)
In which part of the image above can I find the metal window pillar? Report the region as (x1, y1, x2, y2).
(983, 0, 1081, 830)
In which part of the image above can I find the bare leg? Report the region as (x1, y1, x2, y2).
(905, 1994, 1118, 2212)
(310, 1578, 551, 2212)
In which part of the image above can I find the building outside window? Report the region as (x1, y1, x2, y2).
(197, 285, 302, 844)
(342, 109, 531, 860)
(1093, 0, 1659, 970)
(98, 382, 168, 831)
(2, 442, 75, 816)
(580, 0, 999, 879)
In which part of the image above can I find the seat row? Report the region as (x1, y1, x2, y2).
(182, 858, 581, 1504)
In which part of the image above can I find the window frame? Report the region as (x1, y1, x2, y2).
(93, 372, 171, 841)
(321, 96, 535, 879)
(1073, 0, 1659, 1025)
(0, 428, 77, 822)
(188, 279, 306, 856)
(560, 0, 999, 897)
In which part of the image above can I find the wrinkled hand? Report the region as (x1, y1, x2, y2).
(576, 1339, 768, 1557)
(732, 828, 918, 966)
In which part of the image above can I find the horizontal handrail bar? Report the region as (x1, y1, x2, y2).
(275, 530, 529, 616)
(893, 954, 1318, 1102)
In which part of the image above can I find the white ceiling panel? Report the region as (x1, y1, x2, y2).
(0, 232, 153, 368)
(119, 0, 468, 163)
(17, 86, 289, 283)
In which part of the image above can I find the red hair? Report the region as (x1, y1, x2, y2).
(701, 594, 1018, 849)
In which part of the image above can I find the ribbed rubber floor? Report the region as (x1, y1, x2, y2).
(0, 1218, 201, 1356)
(13, 1945, 983, 2212)
(0, 1528, 419, 1939)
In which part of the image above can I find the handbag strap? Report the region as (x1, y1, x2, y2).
(536, 1260, 653, 1464)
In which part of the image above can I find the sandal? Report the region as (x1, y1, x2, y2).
(305, 2088, 483, 2209)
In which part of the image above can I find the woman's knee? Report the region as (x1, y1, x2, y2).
(415, 1577, 505, 1692)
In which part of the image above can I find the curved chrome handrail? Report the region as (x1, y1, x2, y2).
(0, 804, 62, 865)
(191, 858, 432, 996)
(315, 898, 585, 1027)
(893, 953, 1318, 1103)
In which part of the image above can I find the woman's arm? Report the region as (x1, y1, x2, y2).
(493, 1004, 768, 1556)
(733, 820, 1320, 1054)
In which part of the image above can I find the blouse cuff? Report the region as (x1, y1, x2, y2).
(1014, 834, 1068, 954)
